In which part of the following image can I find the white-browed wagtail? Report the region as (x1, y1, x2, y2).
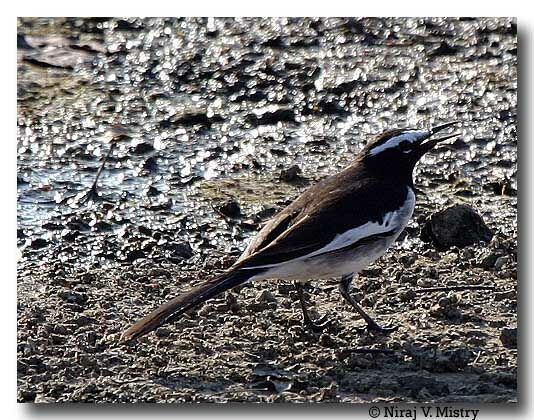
(122, 121, 461, 342)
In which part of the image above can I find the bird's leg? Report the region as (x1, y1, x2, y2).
(295, 281, 329, 332)
(339, 274, 398, 334)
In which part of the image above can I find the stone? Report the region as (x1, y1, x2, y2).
(280, 165, 303, 182)
(216, 199, 241, 218)
(422, 204, 493, 249)
(499, 327, 517, 348)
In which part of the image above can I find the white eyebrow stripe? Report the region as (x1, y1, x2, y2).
(369, 130, 429, 156)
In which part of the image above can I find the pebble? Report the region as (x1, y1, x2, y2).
(430, 41, 460, 56)
(257, 290, 277, 304)
(499, 327, 517, 348)
(422, 204, 493, 249)
(167, 242, 194, 260)
(132, 142, 154, 155)
(477, 251, 499, 269)
(494, 256, 508, 270)
(399, 289, 417, 302)
(29, 238, 49, 250)
(247, 106, 296, 126)
(494, 290, 516, 301)
(216, 199, 241, 218)
(58, 291, 88, 305)
(166, 111, 216, 128)
(142, 156, 158, 172)
(124, 249, 146, 262)
(280, 165, 302, 182)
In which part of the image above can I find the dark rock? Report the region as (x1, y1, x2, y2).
(155, 327, 172, 338)
(487, 180, 516, 196)
(18, 389, 37, 402)
(494, 256, 509, 270)
(92, 221, 113, 232)
(399, 289, 417, 302)
(142, 156, 158, 172)
(148, 199, 173, 211)
(247, 107, 296, 126)
(61, 230, 80, 242)
(132, 142, 154, 155)
(67, 220, 91, 232)
(344, 353, 376, 370)
(261, 36, 285, 48)
(328, 79, 360, 96)
(216, 199, 241, 218)
(270, 147, 288, 156)
(477, 250, 499, 269)
(499, 327, 517, 348)
(422, 204, 493, 249)
(73, 315, 96, 327)
(316, 98, 349, 115)
(430, 41, 460, 56)
(160, 111, 220, 129)
(29, 238, 49, 250)
(42, 222, 63, 231)
(280, 165, 302, 182)
(167, 242, 194, 260)
(124, 249, 146, 262)
(58, 290, 88, 305)
(80, 273, 96, 284)
(318, 333, 339, 348)
(257, 290, 277, 304)
(138, 226, 153, 237)
(141, 239, 156, 252)
(247, 89, 268, 102)
(115, 19, 143, 31)
(145, 185, 161, 196)
(494, 290, 516, 301)
(498, 110, 514, 122)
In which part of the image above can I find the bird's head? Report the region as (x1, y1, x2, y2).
(361, 121, 461, 178)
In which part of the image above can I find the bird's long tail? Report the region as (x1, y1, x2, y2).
(121, 267, 264, 343)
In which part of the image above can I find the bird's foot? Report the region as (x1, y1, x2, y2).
(303, 314, 331, 333)
(356, 320, 399, 335)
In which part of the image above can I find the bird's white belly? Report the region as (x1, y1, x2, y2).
(250, 187, 416, 281)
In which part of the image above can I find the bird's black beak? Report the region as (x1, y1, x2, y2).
(420, 121, 462, 153)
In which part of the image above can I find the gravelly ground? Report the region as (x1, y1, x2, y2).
(17, 17, 517, 403)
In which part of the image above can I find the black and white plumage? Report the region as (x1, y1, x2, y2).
(122, 122, 460, 342)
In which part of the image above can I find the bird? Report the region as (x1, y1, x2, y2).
(122, 121, 461, 343)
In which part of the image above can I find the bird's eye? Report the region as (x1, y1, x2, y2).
(398, 141, 413, 152)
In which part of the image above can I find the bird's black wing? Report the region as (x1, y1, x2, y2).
(235, 168, 409, 269)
